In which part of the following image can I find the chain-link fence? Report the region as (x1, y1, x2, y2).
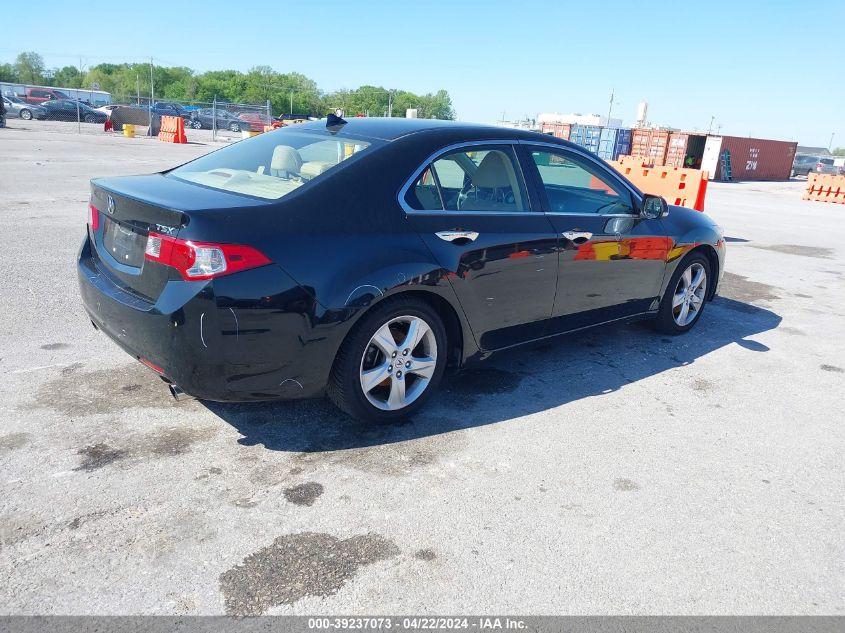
(2, 81, 274, 140)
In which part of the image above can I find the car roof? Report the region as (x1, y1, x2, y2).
(291, 117, 550, 143)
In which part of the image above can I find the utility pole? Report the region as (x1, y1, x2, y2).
(76, 56, 83, 133)
(829, 132, 836, 151)
(136, 74, 140, 106)
(388, 90, 393, 118)
(707, 115, 715, 135)
(606, 88, 615, 127)
(149, 58, 154, 137)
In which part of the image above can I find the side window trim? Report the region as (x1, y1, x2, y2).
(518, 140, 643, 216)
(427, 164, 447, 210)
(398, 140, 541, 216)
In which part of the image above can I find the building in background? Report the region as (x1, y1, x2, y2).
(491, 118, 539, 131)
(537, 112, 623, 128)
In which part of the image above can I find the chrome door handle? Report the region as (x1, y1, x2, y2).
(436, 230, 479, 243)
(562, 230, 593, 241)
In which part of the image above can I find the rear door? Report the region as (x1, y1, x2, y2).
(519, 143, 669, 332)
(403, 143, 559, 350)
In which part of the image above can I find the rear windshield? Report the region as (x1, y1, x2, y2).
(169, 129, 377, 200)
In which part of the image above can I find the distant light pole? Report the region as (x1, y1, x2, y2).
(707, 115, 715, 135)
(149, 58, 155, 137)
(829, 132, 836, 151)
(606, 88, 615, 127)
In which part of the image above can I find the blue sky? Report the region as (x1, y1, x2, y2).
(3, 0, 843, 146)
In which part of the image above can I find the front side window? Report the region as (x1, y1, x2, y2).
(530, 149, 634, 215)
(169, 130, 376, 200)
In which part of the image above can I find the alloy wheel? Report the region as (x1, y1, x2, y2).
(359, 315, 438, 411)
(672, 262, 707, 327)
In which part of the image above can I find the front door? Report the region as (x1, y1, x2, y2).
(520, 144, 669, 333)
(403, 144, 558, 350)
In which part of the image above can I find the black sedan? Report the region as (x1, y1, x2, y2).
(188, 108, 247, 132)
(78, 118, 726, 421)
(42, 99, 108, 124)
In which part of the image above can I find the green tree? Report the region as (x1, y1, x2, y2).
(14, 51, 45, 84)
(3, 50, 457, 118)
(0, 63, 18, 83)
(833, 147, 845, 157)
(51, 65, 83, 89)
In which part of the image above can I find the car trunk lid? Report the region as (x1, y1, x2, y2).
(90, 185, 187, 302)
(88, 174, 269, 302)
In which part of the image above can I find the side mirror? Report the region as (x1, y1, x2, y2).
(641, 194, 668, 219)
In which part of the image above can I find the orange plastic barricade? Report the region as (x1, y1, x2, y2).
(609, 159, 709, 212)
(158, 115, 187, 144)
(803, 173, 845, 204)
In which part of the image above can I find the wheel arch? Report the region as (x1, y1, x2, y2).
(334, 287, 472, 372)
(690, 244, 720, 300)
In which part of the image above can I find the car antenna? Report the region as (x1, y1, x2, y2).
(326, 112, 347, 131)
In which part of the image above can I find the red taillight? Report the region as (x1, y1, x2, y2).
(144, 232, 271, 280)
(88, 204, 100, 231)
(816, 162, 823, 170)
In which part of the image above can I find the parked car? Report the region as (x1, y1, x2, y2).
(22, 86, 71, 105)
(2, 95, 47, 120)
(150, 101, 192, 119)
(237, 111, 268, 132)
(188, 108, 248, 132)
(792, 154, 838, 177)
(42, 99, 108, 123)
(78, 118, 726, 421)
(96, 104, 122, 116)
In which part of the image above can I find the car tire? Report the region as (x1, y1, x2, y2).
(192, 120, 203, 129)
(229, 122, 240, 132)
(84, 114, 96, 124)
(653, 252, 711, 335)
(328, 297, 447, 422)
(20, 109, 32, 120)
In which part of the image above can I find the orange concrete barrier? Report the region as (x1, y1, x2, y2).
(158, 115, 187, 144)
(609, 158, 709, 212)
(803, 173, 845, 204)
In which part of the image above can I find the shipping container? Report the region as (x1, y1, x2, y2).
(569, 124, 602, 154)
(540, 122, 571, 140)
(597, 127, 632, 161)
(631, 129, 670, 166)
(700, 135, 797, 181)
(665, 132, 708, 168)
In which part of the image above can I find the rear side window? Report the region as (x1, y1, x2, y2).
(404, 145, 529, 212)
(169, 130, 377, 200)
(820, 158, 834, 165)
(405, 167, 443, 210)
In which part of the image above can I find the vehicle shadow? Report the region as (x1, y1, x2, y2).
(203, 296, 781, 452)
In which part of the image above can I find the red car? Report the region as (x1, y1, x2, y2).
(237, 112, 267, 132)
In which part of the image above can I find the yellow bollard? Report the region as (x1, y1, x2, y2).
(123, 124, 135, 138)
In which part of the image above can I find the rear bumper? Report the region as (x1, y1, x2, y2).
(77, 235, 340, 401)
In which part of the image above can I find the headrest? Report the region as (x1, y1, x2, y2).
(473, 152, 513, 188)
(270, 145, 303, 174)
